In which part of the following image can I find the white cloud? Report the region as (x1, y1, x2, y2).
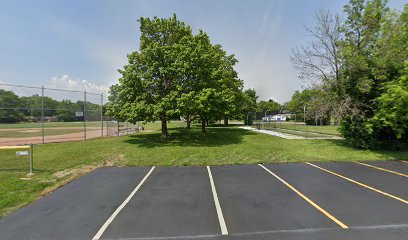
(46, 74, 109, 96)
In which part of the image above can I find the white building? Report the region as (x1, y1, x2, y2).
(262, 114, 286, 122)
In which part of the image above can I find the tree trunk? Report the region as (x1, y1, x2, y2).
(186, 114, 191, 130)
(201, 119, 206, 133)
(161, 116, 168, 140)
(224, 116, 229, 126)
(206, 120, 209, 126)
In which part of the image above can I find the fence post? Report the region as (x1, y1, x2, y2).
(84, 90, 87, 140)
(41, 85, 45, 144)
(29, 143, 33, 175)
(303, 106, 306, 125)
(295, 113, 297, 130)
(246, 112, 249, 126)
(101, 93, 103, 137)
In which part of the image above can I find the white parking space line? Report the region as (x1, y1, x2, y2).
(92, 166, 156, 240)
(207, 166, 229, 235)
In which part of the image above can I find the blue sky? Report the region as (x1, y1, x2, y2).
(0, 0, 406, 102)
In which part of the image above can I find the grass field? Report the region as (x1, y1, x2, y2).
(256, 121, 340, 136)
(0, 128, 85, 138)
(261, 127, 338, 138)
(1, 124, 407, 217)
(0, 121, 102, 129)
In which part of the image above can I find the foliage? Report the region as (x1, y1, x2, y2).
(286, 89, 334, 125)
(0, 89, 24, 123)
(106, 14, 193, 139)
(292, 0, 408, 149)
(0, 89, 101, 123)
(107, 14, 243, 138)
(256, 99, 281, 114)
(369, 62, 408, 149)
(241, 89, 258, 125)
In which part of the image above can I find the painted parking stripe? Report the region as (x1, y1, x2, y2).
(306, 162, 408, 205)
(92, 166, 156, 240)
(353, 161, 408, 178)
(258, 164, 348, 229)
(400, 160, 408, 164)
(207, 166, 228, 235)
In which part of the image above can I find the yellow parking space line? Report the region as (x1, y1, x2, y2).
(400, 160, 408, 164)
(258, 164, 349, 229)
(306, 162, 408, 205)
(353, 161, 408, 178)
(0, 145, 30, 149)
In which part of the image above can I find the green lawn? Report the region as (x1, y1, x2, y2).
(0, 121, 102, 129)
(256, 122, 340, 136)
(260, 127, 338, 138)
(0, 128, 85, 138)
(1, 125, 407, 217)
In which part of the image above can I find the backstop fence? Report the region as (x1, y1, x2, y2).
(0, 83, 138, 146)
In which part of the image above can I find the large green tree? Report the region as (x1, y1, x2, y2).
(107, 15, 243, 137)
(107, 15, 192, 139)
(178, 41, 242, 133)
(338, 0, 408, 148)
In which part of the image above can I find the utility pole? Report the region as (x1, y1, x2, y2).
(84, 90, 87, 140)
(41, 85, 45, 144)
(100, 93, 103, 137)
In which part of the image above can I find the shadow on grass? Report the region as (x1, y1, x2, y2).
(322, 139, 408, 160)
(123, 127, 255, 148)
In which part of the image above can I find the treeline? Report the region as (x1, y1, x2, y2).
(290, 0, 408, 149)
(243, 88, 335, 126)
(0, 89, 100, 123)
(107, 15, 247, 139)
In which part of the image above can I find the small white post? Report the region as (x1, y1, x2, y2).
(29, 144, 34, 175)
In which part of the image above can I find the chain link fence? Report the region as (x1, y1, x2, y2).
(247, 109, 341, 138)
(0, 83, 138, 146)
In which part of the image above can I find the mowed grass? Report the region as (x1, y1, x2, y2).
(0, 125, 407, 217)
(0, 121, 102, 129)
(256, 122, 340, 136)
(0, 128, 85, 138)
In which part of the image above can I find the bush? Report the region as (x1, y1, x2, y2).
(339, 117, 374, 149)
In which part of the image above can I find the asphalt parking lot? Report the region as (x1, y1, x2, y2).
(0, 161, 407, 240)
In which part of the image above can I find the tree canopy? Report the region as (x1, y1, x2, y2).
(291, 0, 408, 149)
(106, 14, 244, 138)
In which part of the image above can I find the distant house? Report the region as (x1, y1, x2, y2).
(262, 111, 296, 122)
(262, 114, 287, 122)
